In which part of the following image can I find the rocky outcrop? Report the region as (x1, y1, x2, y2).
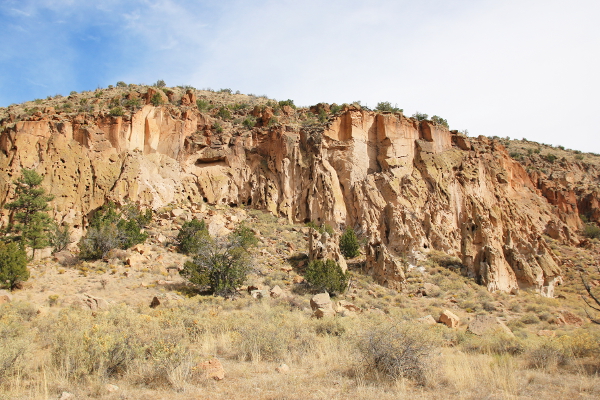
(0, 89, 572, 295)
(308, 228, 347, 272)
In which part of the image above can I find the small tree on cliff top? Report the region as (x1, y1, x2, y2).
(4, 169, 54, 257)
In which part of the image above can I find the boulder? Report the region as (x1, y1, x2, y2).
(439, 310, 460, 328)
(310, 292, 335, 318)
(555, 310, 584, 327)
(275, 363, 290, 374)
(80, 293, 109, 311)
(251, 289, 268, 299)
(0, 291, 11, 306)
(467, 315, 513, 336)
(150, 296, 161, 308)
(270, 285, 283, 298)
(308, 229, 347, 272)
(336, 300, 360, 313)
(197, 357, 225, 380)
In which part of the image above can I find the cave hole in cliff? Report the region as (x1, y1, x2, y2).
(304, 218, 310, 223)
(203, 197, 208, 203)
(247, 197, 252, 206)
(229, 202, 238, 208)
(423, 244, 428, 249)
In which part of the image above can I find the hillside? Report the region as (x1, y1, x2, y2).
(0, 85, 599, 399)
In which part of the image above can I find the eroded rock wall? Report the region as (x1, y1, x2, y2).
(0, 104, 569, 295)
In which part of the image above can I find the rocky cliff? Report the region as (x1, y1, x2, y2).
(1, 86, 597, 296)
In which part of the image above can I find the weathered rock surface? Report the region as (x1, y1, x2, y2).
(310, 292, 335, 318)
(467, 314, 513, 336)
(0, 90, 583, 295)
(439, 310, 460, 328)
(308, 228, 347, 272)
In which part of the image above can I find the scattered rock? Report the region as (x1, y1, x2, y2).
(270, 285, 283, 298)
(58, 392, 74, 400)
(275, 363, 290, 374)
(336, 300, 360, 313)
(467, 314, 513, 336)
(439, 310, 460, 328)
(150, 296, 161, 308)
(105, 384, 119, 393)
(197, 357, 225, 380)
(292, 275, 305, 284)
(555, 310, 584, 327)
(79, 293, 109, 311)
(251, 289, 268, 299)
(310, 292, 335, 318)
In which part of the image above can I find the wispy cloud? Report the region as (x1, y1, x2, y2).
(0, 0, 599, 152)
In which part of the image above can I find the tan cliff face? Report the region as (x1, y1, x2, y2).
(1, 90, 591, 297)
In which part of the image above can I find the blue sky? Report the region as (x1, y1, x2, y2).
(1, 0, 599, 152)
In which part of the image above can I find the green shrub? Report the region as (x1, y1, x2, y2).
(306, 222, 334, 235)
(583, 224, 600, 239)
(109, 106, 124, 116)
(375, 102, 402, 113)
(305, 259, 349, 294)
(216, 106, 232, 120)
(231, 224, 258, 250)
(412, 112, 428, 121)
(181, 233, 252, 296)
(176, 219, 209, 255)
(78, 203, 149, 260)
(196, 99, 210, 112)
(213, 121, 223, 133)
(431, 115, 449, 128)
(278, 99, 296, 109)
(339, 227, 360, 258)
(526, 342, 570, 370)
(116, 81, 127, 87)
(123, 98, 141, 108)
(242, 115, 256, 129)
(151, 93, 164, 106)
(0, 241, 29, 290)
(154, 79, 166, 88)
(49, 223, 72, 253)
(544, 153, 557, 163)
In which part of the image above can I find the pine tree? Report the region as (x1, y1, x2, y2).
(0, 241, 29, 290)
(4, 169, 54, 257)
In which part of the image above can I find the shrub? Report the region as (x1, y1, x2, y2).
(526, 342, 569, 370)
(278, 99, 296, 109)
(116, 81, 127, 87)
(78, 202, 149, 260)
(176, 219, 209, 254)
(431, 115, 449, 128)
(0, 241, 29, 290)
(356, 322, 439, 383)
(305, 259, 349, 294)
(544, 153, 557, 163)
(196, 99, 210, 112)
(242, 115, 256, 129)
(151, 93, 164, 106)
(231, 224, 258, 250)
(154, 79, 166, 88)
(306, 222, 334, 235)
(123, 98, 141, 108)
(216, 106, 232, 120)
(213, 121, 223, 133)
(339, 227, 360, 258)
(583, 223, 600, 239)
(412, 112, 428, 121)
(575, 154, 584, 160)
(181, 233, 252, 296)
(375, 101, 402, 113)
(49, 223, 72, 253)
(109, 106, 124, 116)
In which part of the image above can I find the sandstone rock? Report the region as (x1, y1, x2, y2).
(0, 103, 580, 297)
(467, 315, 513, 336)
(251, 289, 268, 299)
(80, 293, 108, 311)
(197, 357, 225, 380)
(310, 292, 335, 318)
(126, 253, 145, 269)
(417, 315, 437, 325)
(270, 285, 283, 298)
(0, 290, 12, 305)
(58, 392, 74, 400)
(336, 300, 360, 313)
(555, 310, 584, 327)
(308, 228, 347, 272)
(276, 363, 290, 374)
(105, 384, 119, 393)
(53, 250, 77, 266)
(439, 310, 460, 328)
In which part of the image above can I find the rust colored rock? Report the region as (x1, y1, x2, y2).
(555, 310, 584, 327)
(198, 357, 225, 380)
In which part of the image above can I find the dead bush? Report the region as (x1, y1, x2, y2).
(355, 322, 440, 384)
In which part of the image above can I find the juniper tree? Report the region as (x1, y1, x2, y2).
(4, 169, 54, 257)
